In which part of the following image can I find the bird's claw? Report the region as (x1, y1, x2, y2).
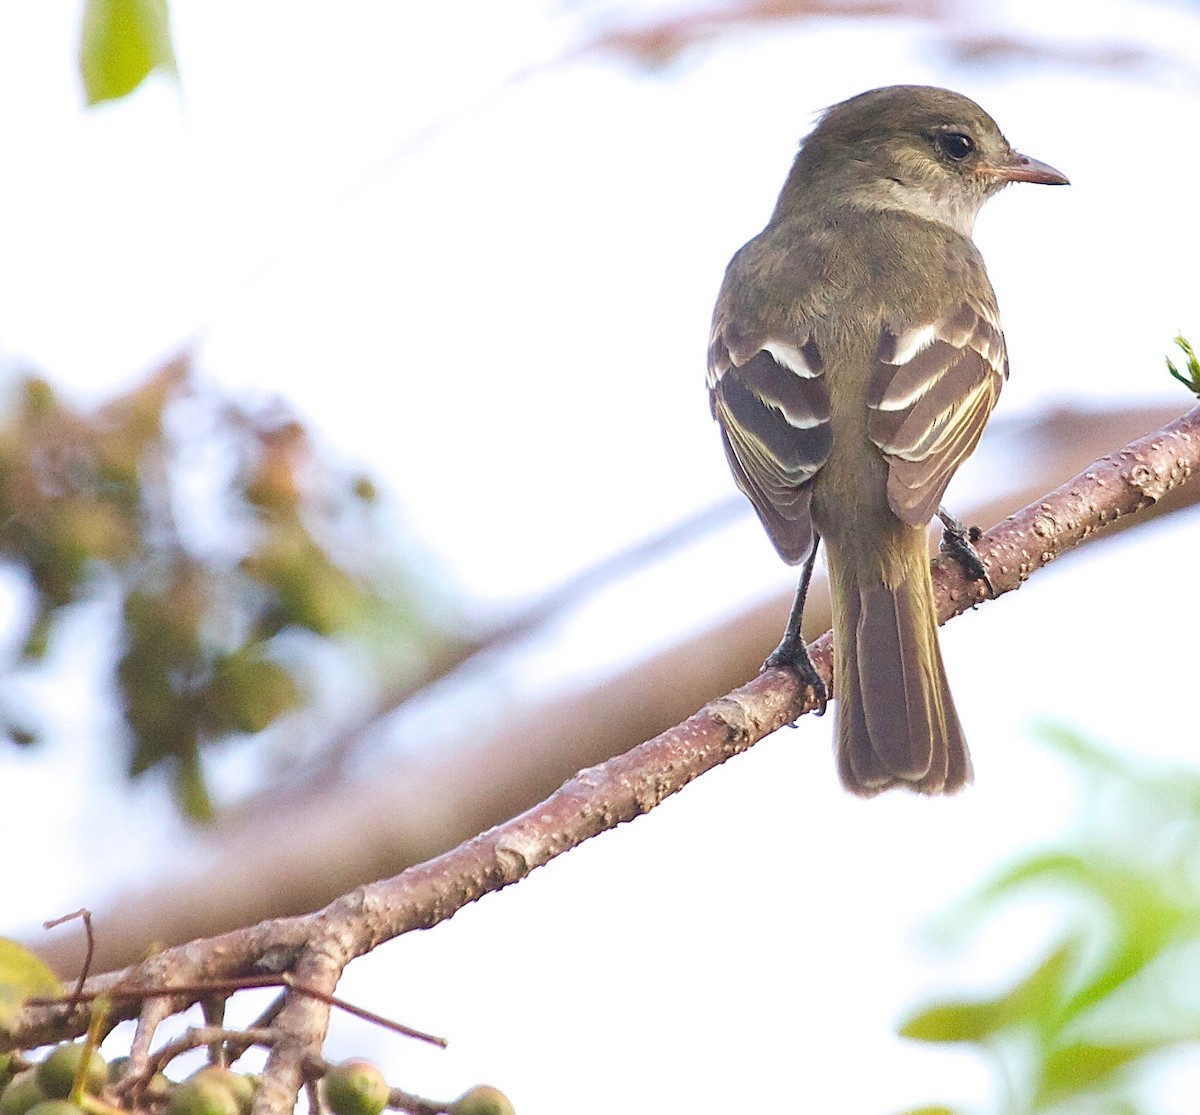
(939, 516, 994, 597)
(762, 642, 829, 715)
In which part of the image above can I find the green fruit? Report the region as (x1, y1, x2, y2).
(189, 1068, 255, 1115)
(451, 1085, 516, 1115)
(36, 1046, 107, 1100)
(167, 1078, 240, 1115)
(322, 1060, 389, 1115)
(0, 1072, 45, 1115)
(144, 1073, 173, 1102)
(24, 1103, 84, 1115)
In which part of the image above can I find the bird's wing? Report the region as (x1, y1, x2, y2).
(866, 295, 1008, 526)
(708, 333, 832, 565)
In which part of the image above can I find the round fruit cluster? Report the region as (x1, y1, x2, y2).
(0, 1047, 513, 1115)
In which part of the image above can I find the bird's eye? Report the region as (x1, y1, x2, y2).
(937, 132, 975, 161)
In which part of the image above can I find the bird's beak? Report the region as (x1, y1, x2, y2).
(982, 150, 1070, 186)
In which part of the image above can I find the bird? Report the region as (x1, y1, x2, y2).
(707, 85, 1068, 795)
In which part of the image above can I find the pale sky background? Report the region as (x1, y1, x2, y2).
(1, 2, 1199, 1113)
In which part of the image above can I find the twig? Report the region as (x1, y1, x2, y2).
(145, 1027, 276, 1080)
(26, 974, 446, 1048)
(224, 993, 286, 1065)
(278, 976, 447, 1049)
(385, 1085, 448, 1115)
(43, 908, 93, 1010)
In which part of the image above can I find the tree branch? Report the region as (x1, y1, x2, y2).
(7, 403, 1199, 1114)
(27, 402, 1193, 981)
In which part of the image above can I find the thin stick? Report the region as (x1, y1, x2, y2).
(26, 974, 448, 1049)
(43, 908, 93, 1009)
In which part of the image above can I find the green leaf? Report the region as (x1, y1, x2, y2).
(79, 0, 177, 106)
(1165, 334, 1200, 396)
(1036, 1040, 1157, 1104)
(898, 998, 1006, 1043)
(892, 1108, 963, 1115)
(900, 940, 1078, 1048)
(963, 850, 1095, 917)
(0, 937, 61, 1033)
(1000, 939, 1077, 1029)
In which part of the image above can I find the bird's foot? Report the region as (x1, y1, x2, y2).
(938, 514, 994, 597)
(762, 638, 828, 715)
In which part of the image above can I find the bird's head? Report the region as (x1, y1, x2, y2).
(785, 85, 1068, 236)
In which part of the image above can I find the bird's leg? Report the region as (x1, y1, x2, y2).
(937, 507, 994, 596)
(762, 535, 828, 712)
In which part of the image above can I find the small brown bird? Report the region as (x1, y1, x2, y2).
(708, 85, 1067, 794)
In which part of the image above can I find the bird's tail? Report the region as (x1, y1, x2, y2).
(827, 530, 971, 796)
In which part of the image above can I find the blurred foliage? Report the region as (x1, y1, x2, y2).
(79, 0, 176, 106)
(0, 937, 59, 1034)
(0, 359, 454, 821)
(897, 727, 1200, 1114)
(1166, 335, 1200, 397)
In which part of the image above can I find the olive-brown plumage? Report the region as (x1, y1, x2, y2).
(709, 86, 1067, 795)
